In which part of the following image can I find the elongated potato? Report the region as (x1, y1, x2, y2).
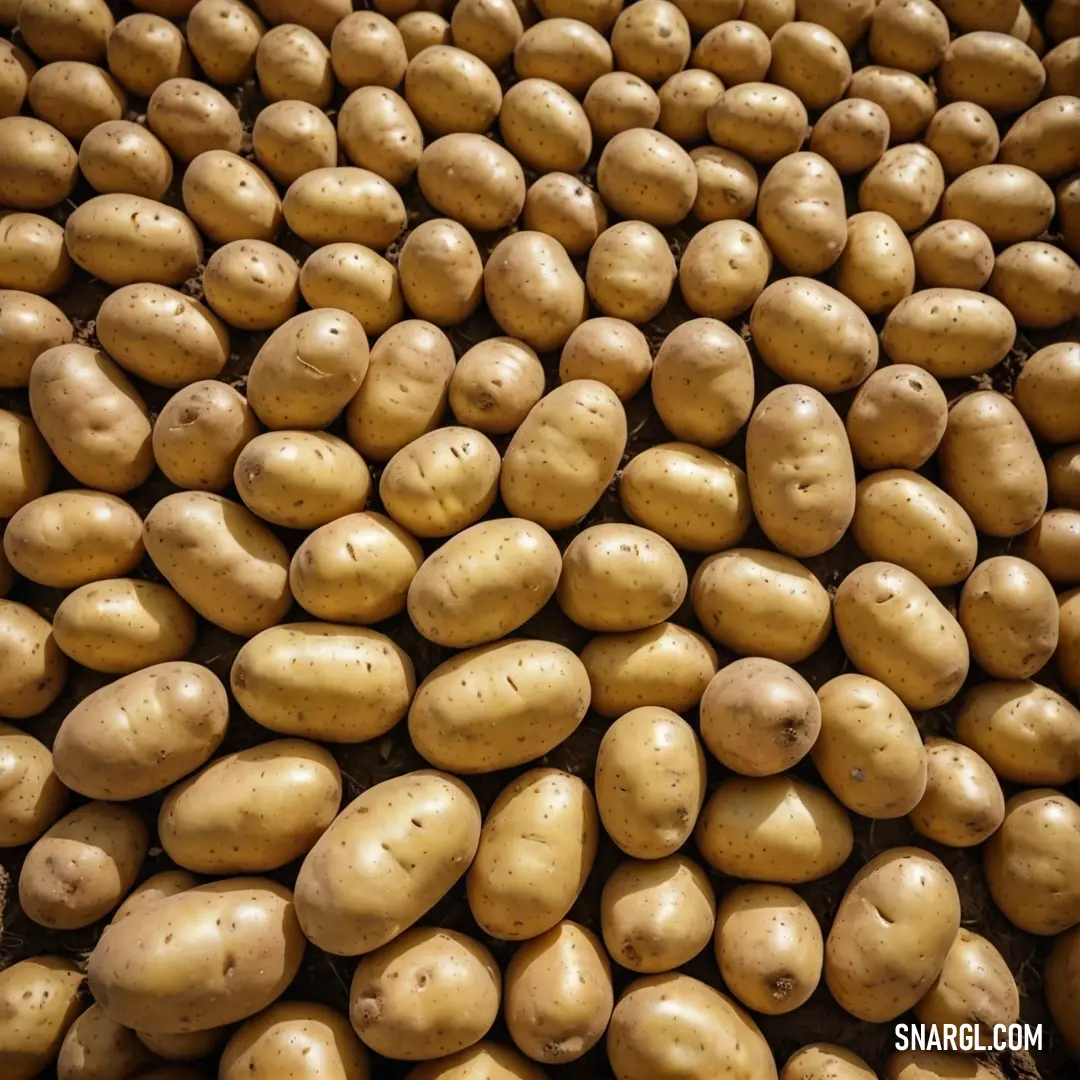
(858, 142, 944, 231)
(283, 166, 406, 249)
(909, 737, 1005, 847)
(0, 599, 66, 720)
(938, 30, 1045, 115)
(0, 957, 84, 1080)
(0, 722, 68, 848)
(835, 210, 915, 314)
(941, 163, 1055, 243)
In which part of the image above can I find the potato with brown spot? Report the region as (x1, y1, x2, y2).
(0, 213, 72, 295)
(690, 146, 759, 222)
(186, 0, 264, 86)
(583, 72, 660, 140)
(0, 722, 68, 848)
(858, 143, 944, 231)
(923, 101, 999, 176)
(514, 18, 613, 95)
(0, 407, 52, 516)
(706, 82, 808, 163)
(768, 21, 851, 109)
(810, 98, 889, 174)
(449, 337, 545, 435)
(398, 220, 483, 326)
(911, 220, 994, 290)
(610, 0, 690, 84)
(406, 44, 502, 133)
(1015, 341, 1080, 444)
(252, 100, 337, 185)
(560, 318, 652, 402)
(939, 30, 1045, 115)
(0, 957, 84, 1080)
(846, 365, 946, 470)
(847, 65, 936, 141)
(989, 240, 1080, 328)
(523, 174, 608, 255)
(28, 62, 126, 141)
(586, 221, 676, 324)
(256, 24, 333, 105)
(909, 737, 1005, 848)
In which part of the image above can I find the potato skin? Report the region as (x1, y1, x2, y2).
(846, 65, 936, 142)
(810, 98, 889, 176)
(500, 78, 591, 174)
(989, 240, 1080, 329)
(0, 212, 72, 295)
(835, 210, 915, 314)
(52, 661, 228, 801)
(706, 81, 808, 164)
(181, 150, 282, 245)
(1022, 508, 1080, 585)
(0, 599, 67, 719)
(0, 407, 52, 517)
(911, 220, 994, 291)
(111, 869, 199, 924)
(781, 1045, 877, 1080)
(858, 143, 944, 232)
(597, 128, 696, 227)
(468, 768, 597, 941)
(1045, 927, 1080, 1058)
(78, 120, 174, 201)
(404, 1042, 547, 1080)
(294, 770, 481, 956)
(0, 957, 84, 1080)
(283, 166, 406, 249)
(679, 220, 772, 320)
(398, 219, 483, 327)
(513, 18, 613, 96)
(939, 30, 1045, 115)
(847, 366, 947, 472)
(586, 221, 676, 325)
(338, 86, 422, 187)
(0, 722, 68, 848)
(58, 1002, 155, 1080)
(405, 44, 502, 134)
(0, 290, 72, 389)
(909, 737, 1005, 848)
(0, 116, 78, 211)
(999, 93, 1080, 178)
(418, 134, 526, 233)
(944, 160, 1056, 243)
(1015, 341, 1080, 444)
(825, 847, 961, 1022)
(559, 318, 652, 402)
(203, 239, 300, 331)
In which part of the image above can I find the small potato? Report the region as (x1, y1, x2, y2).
(186, 0, 264, 85)
(0, 291, 71, 389)
(582, 72, 660, 140)
(706, 82, 808, 163)
(1046, 927, 1080, 1058)
(406, 44, 502, 133)
(469, 769, 597, 943)
(870, 0, 948, 73)
(256, 24, 333, 105)
(0, 600, 65, 720)
(500, 78, 591, 174)
(692, 548, 830, 663)
(505, 922, 613, 1065)
(58, 1003, 155, 1080)
(809, 98, 890, 174)
(700, 657, 819, 777)
(846, 65, 936, 142)
(610, 0, 690, 85)
(0, 117, 80, 211)
(690, 146, 759, 222)
(283, 166, 406, 250)
(1016, 342, 1080, 443)
(989, 240, 1080, 329)
(294, 770, 481, 956)
(846, 365, 946, 471)
(337, 87, 421, 185)
(1050, 444, 1080, 508)
(345, 320, 453, 461)
(836, 211, 915, 314)
(0, 957, 84, 1080)
(692, 20, 771, 85)
(450, 337, 545, 435)
(696, 775, 852, 883)
(942, 164, 1054, 244)
(300, 243, 402, 336)
(768, 21, 851, 109)
(252, 100, 337, 185)
(939, 31, 1045, 115)
(560, 318, 651, 401)
(4, 490, 143, 588)
(514, 18, 613, 95)
(204, 239, 300, 331)
(0, 40, 35, 119)
(601, 855, 715, 973)
(597, 128, 696, 227)
(523, 174, 608, 256)
(714, 884, 822, 1015)
(110, 869, 199, 924)
(88, 878, 306, 1032)
(65, 195, 203, 287)
(331, 11, 407, 88)
(825, 847, 961, 1021)
(858, 143, 944, 231)
(658, 69, 724, 144)
(0, 212, 72, 294)
(814, 674, 927, 818)
(78, 121, 174, 199)
(911, 220, 994, 290)
(679, 220, 772, 319)
(18, 0, 114, 62)
(232, 622, 414, 741)
(0, 722, 68, 848)
(782, 1046, 877, 1080)
(451, 0, 522, 67)
(999, 96, 1080, 178)
(595, 706, 706, 859)
(29, 344, 153, 494)
(1044, 37, 1080, 95)
(106, 14, 191, 96)
(181, 151, 281, 245)
(586, 221, 676, 324)
(147, 77, 241, 160)
(418, 134, 525, 232)
(398, 220, 482, 326)
(984, 789, 1080, 934)
(501, 380, 625, 529)
(923, 101, 999, 175)
(750, 278, 876, 391)
(0, 407, 52, 517)
(909, 737, 1005, 847)
(28, 62, 126, 141)
(1022, 508, 1080, 585)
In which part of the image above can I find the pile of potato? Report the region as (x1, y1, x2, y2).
(1, 0, 1080, 1075)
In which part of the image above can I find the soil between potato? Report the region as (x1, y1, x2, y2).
(2, 3, 1079, 1078)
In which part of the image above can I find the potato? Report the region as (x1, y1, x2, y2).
(345, 320, 453, 461)
(858, 143, 944, 231)
(533, 0, 621, 29)
(939, 31, 1045, 115)
(58, 1003, 155, 1080)
(679, 220, 772, 319)
(256, 24, 332, 105)
(955, 679, 1080, 785)
(984, 788, 1080, 934)
(826, 847, 960, 1021)
(809, 98, 890, 174)
(610, 0, 690, 84)
(397, 221, 482, 327)
(499, 78, 591, 174)
(0, 39, 34, 118)
(847, 65, 936, 141)
(595, 128, 695, 226)
(18, 0, 113, 62)
(28, 61, 126, 140)
(560, 318, 651, 401)
(514, 18, 613, 94)
(1044, 37, 1080, 95)
(999, 96, 1080, 178)
(938, 0, 1020, 31)
(202, 239, 299, 329)
(0, 291, 71, 389)
(941, 164, 1054, 245)
(418, 134, 525, 232)
(836, 211, 915, 314)
(1050, 444, 1080, 508)
(295, 770, 481, 956)
(88, 878, 306, 1032)
(219, 1002, 367, 1080)
(846, 366, 947, 472)
(869, 0, 949, 74)
(0, 407, 52, 517)
(989, 240, 1080, 328)
(379, 427, 499, 538)
(451, 0, 522, 67)
(1046, 927, 1080, 1058)
(284, 166, 406, 250)
(586, 221, 676, 325)
(0, 117, 77, 211)
(797, 0, 873, 45)
(690, 146, 759, 222)
(186, 0, 264, 85)
(909, 737, 1005, 847)
(300, 245, 401, 337)
(111, 869, 199, 923)
(595, 706, 706, 859)
(693, 21, 771, 85)
(0, 600, 65, 719)
(852, 471, 978, 589)
(582, 72, 660, 140)
(330, 11, 406, 87)
(0, 722, 68, 847)
(939, 390, 1048, 536)
(707, 82, 807, 163)
(657, 69, 724, 144)
(29, 344, 153, 494)
(450, 338, 544, 435)
(834, 562, 969, 709)
(769, 21, 851, 109)
(750, 277, 876, 391)
(232, 622, 414, 741)
(1016, 342, 1080, 443)
(144, 492, 292, 637)
(406, 1043, 546, 1080)
(922, 101, 999, 175)
(248, 308, 369, 429)
(1023, 508, 1080, 585)
(252, 100, 337, 184)
(582, 622, 718, 719)
(746, 384, 856, 557)
(911, 220, 995, 290)
(181, 151, 281, 247)
(234, 430, 370, 530)
(145, 77, 241, 161)
(505, 922, 612, 1065)
(19, 802, 147, 930)
(1062, 172, 1080, 253)
(0, 212, 72, 294)
(523, 173, 608, 255)
(65, 195, 203, 287)
(406, 44, 501, 133)
(338, 87, 422, 185)
(0, 957, 84, 1080)
(257, 0, 348, 37)
(782, 1045, 877, 1080)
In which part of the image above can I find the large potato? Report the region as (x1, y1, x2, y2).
(0, 957, 84, 1080)
(28, 61, 126, 142)
(418, 134, 525, 232)
(295, 770, 481, 955)
(858, 143, 944, 231)
(58, 1003, 155, 1080)
(706, 81, 808, 163)
(107, 12, 191, 97)
(869, 0, 949, 73)
(283, 167, 405, 249)
(825, 847, 961, 1021)
(231, 623, 414, 743)
(0, 722, 68, 847)
(909, 737, 1005, 847)
(1015, 342, 1080, 444)
(586, 221, 676, 324)
(110, 869, 199, 924)
(835, 210, 915, 314)
(88, 878, 306, 1032)
(595, 706, 706, 859)
(597, 128, 696, 226)
(147, 76, 242, 159)
(405, 44, 502, 134)
(500, 78, 591, 174)
(0, 599, 67, 719)
(939, 30, 1045, 115)
(923, 100, 999, 176)
(999, 95, 1080, 178)
(142, 491, 291, 636)
(989, 240, 1080, 329)
(330, 10, 407, 87)
(610, 0, 691, 83)
(450, 337, 545, 435)
(941, 163, 1054, 243)
(397, 219, 482, 327)
(769, 20, 851, 108)
(911, 220, 995, 290)
(0, 116, 78, 211)
(255, 24, 333, 105)
(468, 768, 597, 940)
(810, 98, 890, 176)
(0, 290, 71, 389)
(338, 86, 422, 186)
(678, 219, 772, 319)
(410, 639, 589, 772)
(0, 407, 52, 517)
(251, 100, 337, 185)
(845, 365, 947, 470)
(834, 562, 969, 709)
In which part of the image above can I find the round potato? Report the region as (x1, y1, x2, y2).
(405, 44, 501, 133)
(203, 239, 300, 330)
(911, 220, 995, 290)
(0, 957, 84, 1080)
(596, 129, 696, 227)
(699, 657, 820, 777)
(450, 0, 523, 67)
(405, 1043, 546, 1080)
(0, 116, 79, 211)
(0, 600, 66, 720)
(835, 210, 915, 314)
(596, 706, 706, 859)
(330, 10, 407, 88)
(870, 0, 949, 73)
(610, 0, 690, 84)
(398, 220, 483, 326)
(418, 134, 525, 232)
(0, 212, 72, 294)
(513, 18, 613, 95)
(706, 81, 808, 163)
(294, 770, 481, 956)
(859, 142, 944, 231)
(845, 365, 947, 470)
(231, 622, 414, 742)
(256, 24, 333, 105)
(560, 318, 652, 402)
(0, 722, 68, 848)
(252, 100, 337, 184)
(0, 291, 71, 389)
(909, 737, 1005, 847)
(186, 0, 264, 85)
(989, 240, 1080, 328)
(1015, 342, 1080, 444)
(809, 98, 890, 174)
(58, 1003, 155, 1080)
(500, 78, 591, 174)
(769, 21, 851, 109)
(300, 244, 402, 336)
(782, 1046, 877, 1080)
(449, 337, 545, 435)
(337, 86, 422, 185)
(181, 151, 281, 245)
(283, 166, 406, 249)
(939, 30, 1045, 115)
(657, 68, 724, 144)
(0, 407, 52, 517)
(679, 219, 772, 319)
(586, 221, 676, 324)
(583, 71, 661, 140)
(523, 173, 608, 255)
(28, 61, 126, 141)
(923, 101, 999, 175)
(941, 164, 1054, 244)
(690, 145, 759, 222)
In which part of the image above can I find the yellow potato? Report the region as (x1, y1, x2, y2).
(500, 78, 591, 174)
(330, 11, 407, 88)
(231, 622, 414, 742)
(337, 86, 422, 185)
(910, 219, 995, 290)
(999, 95, 1080, 178)
(283, 166, 406, 249)
(809, 98, 890, 174)
(1058, 587, 1080, 692)
(0, 721, 68, 848)
(534, 0, 622, 29)
(596, 128, 696, 226)
(398, 219, 482, 326)
(858, 142, 944, 231)
(185, 0, 264, 85)
(559, 318, 652, 401)
(689, 145, 759, 222)
(257, 0, 349, 37)
(835, 210, 915, 314)
(942, 163, 1054, 244)
(256, 24, 333, 105)
(587, 221, 675, 324)
(847, 64, 936, 141)
(28, 61, 126, 141)
(523, 173, 608, 255)
(657, 68, 724, 144)
(514, 18, 613, 95)
(405, 1043, 546, 1080)
(938, 0, 1021, 32)
(693, 20, 771, 84)
(405, 44, 502, 133)
(869, 0, 949, 74)
(203, 239, 300, 330)
(0, 957, 84, 1080)
(58, 1003, 155, 1080)
(923, 100, 999, 175)
(909, 737, 1005, 847)
(706, 81, 808, 163)
(797, 0, 873, 45)
(768, 20, 851, 108)
(782, 1045, 877, 1080)
(181, 150, 282, 245)
(1046, 927, 1080, 1058)
(449, 337, 545, 435)
(1044, 37, 1080, 95)
(582, 71, 660, 140)
(1022, 508, 1080, 585)
(418, 134, 526, 231)
(1015, 341, 1080, 443)
(252, 100, 337, 185)
(610, 0, 690, 84)
(0, 117, 78, 210)
(0, 291, 71, 389)
(0, 212, 72, 294)
(939, 30, 1045, 115)
(451, 0, 522, 67)
(0, 407, 52, 517)
(679, 219, 772, 319)
(845, 365, 947, 470)
(300, 244, 402, 337)
(0, 599, 66, 720)
(147, 76, 242, 160)
(0, 40, 34, 119)
(989, 240, 1080, 328)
